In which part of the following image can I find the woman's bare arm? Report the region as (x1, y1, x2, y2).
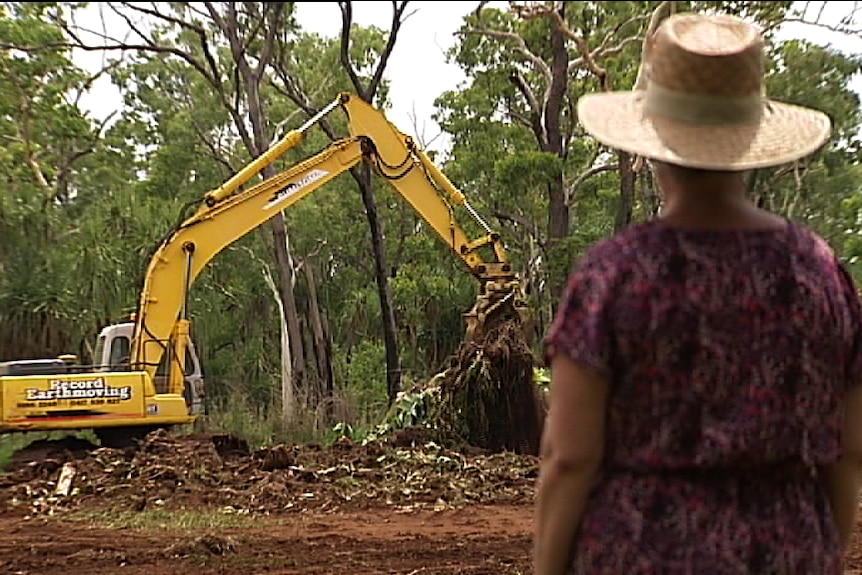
(823, 384, 862, 549)
(533, 354, 609, 575)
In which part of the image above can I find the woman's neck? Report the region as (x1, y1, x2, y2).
(657, 177, 783, 231)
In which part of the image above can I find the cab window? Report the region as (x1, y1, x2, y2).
(93, 335, 106, 369)
(155, 346, 197, 377)
(108, 336, 131, 370)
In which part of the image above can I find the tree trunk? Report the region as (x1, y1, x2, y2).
(262, 264, 294, 423)
(298, 314, 315, 407)
(303, 258, 334, 421)
(615, 151, 635, 232)
(320, 309, 334, 412)
(543, 2, 571, 306)
(242, 75, 308, 401)
(268, 209, 307, 393)
(356, 162, 401, 405)
(640, 167, 661, 218)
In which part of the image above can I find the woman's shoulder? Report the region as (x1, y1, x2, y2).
(576, 220, 674, 268)
(787, 221, 859, 298)
(575, 217, 844, 279)
(785, 220, 841, 262)
(588, 218, 837, 255)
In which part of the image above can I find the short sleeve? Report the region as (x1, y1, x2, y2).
(543, 246, 618, 376)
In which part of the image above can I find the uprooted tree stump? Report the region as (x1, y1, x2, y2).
(432, 307, 545, 456)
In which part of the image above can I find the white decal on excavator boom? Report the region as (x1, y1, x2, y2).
(263, 169, 329, 210)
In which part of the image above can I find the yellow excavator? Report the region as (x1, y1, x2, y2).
(0, 93, 531, 447)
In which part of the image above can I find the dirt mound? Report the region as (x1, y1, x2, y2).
(0, 429, 538, 518)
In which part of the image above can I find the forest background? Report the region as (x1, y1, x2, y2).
(1, 1, 860, 446)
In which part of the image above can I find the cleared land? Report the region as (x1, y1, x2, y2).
(0, 431, 858, 575)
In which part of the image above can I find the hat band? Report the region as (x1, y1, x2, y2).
(644, 83, 764, 125)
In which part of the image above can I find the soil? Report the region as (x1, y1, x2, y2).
(0, 505, 532, 575)
(0, 431, 861, 574)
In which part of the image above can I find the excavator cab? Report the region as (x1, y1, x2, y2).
(93, 323, 205, 416)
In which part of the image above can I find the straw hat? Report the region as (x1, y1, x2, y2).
(576, 12, 832, 171)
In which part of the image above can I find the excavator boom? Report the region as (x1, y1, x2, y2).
(132, 93, 529, 389)
(132, 137, 366, 379)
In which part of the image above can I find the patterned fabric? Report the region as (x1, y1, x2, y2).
(544, 218, 862, 574)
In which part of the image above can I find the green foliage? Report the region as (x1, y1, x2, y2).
(338, 384, 439, 446)
(331, 338, 389, 419)
(0, 2, 114, 358)
(330, 363, 552, 448)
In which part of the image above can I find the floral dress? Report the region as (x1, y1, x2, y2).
(544, 218, 862, 574)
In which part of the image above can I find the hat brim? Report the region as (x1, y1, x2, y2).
(577, 92, 832, 171)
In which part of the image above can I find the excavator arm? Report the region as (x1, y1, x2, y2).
(337, 94, 530, 342)
(132, 93, 529, 392)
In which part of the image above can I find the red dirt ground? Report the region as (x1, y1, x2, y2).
(0, 430, 860, 574)
(0, 505, 532, 575)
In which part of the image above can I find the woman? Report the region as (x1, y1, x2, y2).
(534, 11, 862, 575)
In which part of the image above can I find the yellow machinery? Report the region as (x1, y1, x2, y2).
(0, 93, 529, 446)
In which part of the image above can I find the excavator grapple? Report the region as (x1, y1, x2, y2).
(464, 278, 533, 346)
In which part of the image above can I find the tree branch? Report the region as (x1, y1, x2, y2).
(267, 76, 336, 141)
(565, 163, 619, 206)
(503, 104, 532, 131)
(256, 4, 285, 75)
(517, 3, 650, 90)
(203, 1, 265, 155)
(337, 2, 363, 96)
(35, 2, 261, 156)
(70, 58, 123, 109)
(492, 210, 545, 248)
(464, 27, 553, 87)
(508, 70, 545, 145)
(188, 115, 237, 176)
(771, 1, 862, 37)
(371, 1, 411, 96)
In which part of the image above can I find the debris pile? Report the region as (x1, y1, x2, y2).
(0, 429, 538, 518)
(435, 311, 545, 456)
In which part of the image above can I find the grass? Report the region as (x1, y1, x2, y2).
(203, 390, 387, 449)
(0, 429, 98, 471)
(62, 508, 269, 531)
